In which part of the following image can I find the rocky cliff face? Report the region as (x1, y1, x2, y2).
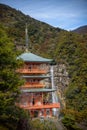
(54, 64, 69, 108)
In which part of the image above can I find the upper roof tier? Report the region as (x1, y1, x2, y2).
(17, 52, 53, 63)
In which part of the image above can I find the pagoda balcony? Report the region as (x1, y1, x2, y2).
(21, 83, 45, 88)
(17, 69, 48, 74)
(16, 103, 60, 110)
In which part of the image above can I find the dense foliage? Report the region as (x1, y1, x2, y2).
(0, 4, 64, 57)
(0, 25, 30, 130)
(0, 3, 87, 130)
(55, 32, 87, 129)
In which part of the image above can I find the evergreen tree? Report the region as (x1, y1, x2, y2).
(0, 26, 24, 129)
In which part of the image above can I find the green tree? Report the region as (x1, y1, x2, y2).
(0, 26, 24, 129)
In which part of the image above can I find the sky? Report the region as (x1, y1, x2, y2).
(0, 0, 87, 30)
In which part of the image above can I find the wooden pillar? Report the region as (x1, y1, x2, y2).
(30, 110, 34, 117)
(42, 92, 43, 104)
(50, 109, 52, 117)
(32, 93, 34, 106)
(44, 109, 46, 117)
(38, 110, 42, 117)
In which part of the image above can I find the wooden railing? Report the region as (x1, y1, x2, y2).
(17, 69, 48, 74)
(22, 83, 45, 88)
(16, 103, 60, 110)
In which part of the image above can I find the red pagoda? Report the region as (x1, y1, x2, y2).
(16, 24, 60, 118)
(17, 52, 60, 117)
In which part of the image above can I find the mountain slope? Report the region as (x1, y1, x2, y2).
(72, 25, 87, 34)
(0, 3, 64, 58)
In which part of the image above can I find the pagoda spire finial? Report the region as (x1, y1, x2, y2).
(25, 23, 29, 52)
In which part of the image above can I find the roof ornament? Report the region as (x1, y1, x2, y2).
(25, 23, 29, 52)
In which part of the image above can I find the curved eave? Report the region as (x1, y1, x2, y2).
(17, 52, 53, 63)
(21, 88, 56, 93)
(22, 75, 50, 79)
(22, 60, 52, 63)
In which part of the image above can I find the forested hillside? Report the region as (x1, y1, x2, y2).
(0, 3, 87, 130)
(0, 3, 64, 58)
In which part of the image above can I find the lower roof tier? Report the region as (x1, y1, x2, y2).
(22, 75, 50, 79)
(19, 103, 60, 110)
(21, 88, 56, 93)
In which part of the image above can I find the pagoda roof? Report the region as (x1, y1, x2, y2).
(22, 75, 50, 79)
(21, 88, 56, 93)
(17, 52, 53, 63)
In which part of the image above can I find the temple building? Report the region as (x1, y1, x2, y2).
(16, 24, 60, 118)
(17, 52, 60, 117)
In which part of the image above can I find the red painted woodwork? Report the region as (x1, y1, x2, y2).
(22, 82, 45, 88)
(17, 103, 60, 110)
(17, 61, 60, 117)
(17, 69, 47, 74)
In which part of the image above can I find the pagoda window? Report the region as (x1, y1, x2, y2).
(40, 80, 43, 83)
(41, 109, 44, 115)
(32, 98, 35, 105)
(23, 64, 27, 69)
(33, 64, 37, 69)
(29, 79, 33, 83)
(34, 93, 39, 96)
(39, 64, 43, 70)
(35, 79, 39, 83)
(46, 109, 50, 115)
(28, 64, 32, 70)
(26, 79, 29, 82)
(39, 64, 43, 69)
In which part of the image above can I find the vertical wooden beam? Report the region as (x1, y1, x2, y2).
(44, 109, 46, 117)
(50, 109, 52, 117)
(42, 92, 43, 104)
